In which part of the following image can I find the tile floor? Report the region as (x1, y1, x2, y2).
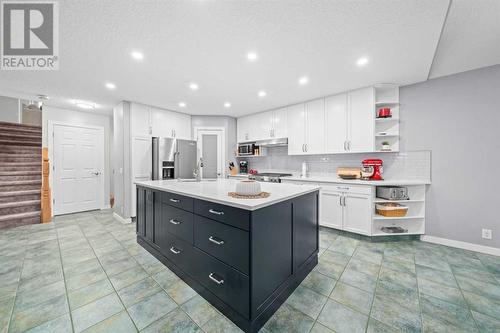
(1, 210, 500, 332)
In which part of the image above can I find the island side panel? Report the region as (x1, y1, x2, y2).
(293, 191, 319, 272)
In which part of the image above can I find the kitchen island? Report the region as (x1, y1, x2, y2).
(135, 179, 320, 333)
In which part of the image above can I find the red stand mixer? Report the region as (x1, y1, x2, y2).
(362, 159, 383, 180)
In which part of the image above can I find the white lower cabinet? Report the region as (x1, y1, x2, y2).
(319, 184, 372, 236)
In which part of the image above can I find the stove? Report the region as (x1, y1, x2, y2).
(249, 172, 292, 183)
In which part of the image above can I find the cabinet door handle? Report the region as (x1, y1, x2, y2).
(305, 144, 308, 152)
(209, 273, 224, 285)
(209, 209, 224, 215)
(339, 196, 342, 206)
(208, 236, 224, 245)
(347, 141, 351, 151)
(342, 196, 346, 206)
(170, 198, 180, 203)
(302, 144, 305, 152)
(170, 247, 181, 255)
(169, 219, 181, 225)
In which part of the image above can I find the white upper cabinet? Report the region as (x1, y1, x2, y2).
(237, 116, 251, 142)
(236, 108, 288, 143)
(348, 87, 374, 152)
(150, 107, 191, 139)
(325, 93, 348, 153)
(273, 107, 288, 138)
(287, 103, 307, 155)
(305, 99, 325, 154)
(131, 103, 151, 137)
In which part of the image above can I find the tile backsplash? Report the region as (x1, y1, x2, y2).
(238, 148, 431, 181)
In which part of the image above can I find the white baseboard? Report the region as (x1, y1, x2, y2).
(421, 235, 500, 257)
(102, 205, 111, 209)
(113, 212, 132, 224)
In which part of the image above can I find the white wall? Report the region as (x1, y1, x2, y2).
(42, 105, 113, 210)
(0, 95, 20, 123)
(400, 64, 500, 248)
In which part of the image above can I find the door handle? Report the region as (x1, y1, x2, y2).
(170, 247, 181, 254)
(169, 219, 181, 225)
(209, 273, 224, 285)
(209, 209, 224, 215)
(169, 198, 180, 203)
(93, 171, 100, 176)
(208, 236, 224, 245)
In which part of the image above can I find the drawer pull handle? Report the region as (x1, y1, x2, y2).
(170, 198, 180, 203)
(208, 236, 224, 245)
(169, 219, 181, 225)
(209, 209, 224, 215)
(209, 273, 224, 285)
(170, 247, 181, 255)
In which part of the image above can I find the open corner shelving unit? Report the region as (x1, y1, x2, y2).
(371, 184, 426, 236)
(374, 84, 400, 153)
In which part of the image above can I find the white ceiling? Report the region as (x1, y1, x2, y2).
(0, 0, 498, 117)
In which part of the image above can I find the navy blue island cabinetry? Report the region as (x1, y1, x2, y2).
(136, 184, 319, 333)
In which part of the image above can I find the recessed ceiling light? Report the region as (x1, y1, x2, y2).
(298, 76, 309, 85)
(178, 102, 186, 108)
(258, 90, 267, 98)
(74, 101, 95, 110)
(189, 83, 199, 90)
(247, 52, 258, 62)
(356, 57, 369, 67)
(131, 51, 144, 61)
(224, 102, 231, 108)
(105, 82, 116, 90)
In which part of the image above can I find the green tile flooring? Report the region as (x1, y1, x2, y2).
(1, 211, 500, 332)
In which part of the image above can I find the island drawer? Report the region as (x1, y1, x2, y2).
(162, 192, 194, 212)
(194, 215, 249, 275)
(161, 233, 194, 275)
(163, 205, 194, 244)
(194, 199, 250, 231)
(191, 247, 250, 318)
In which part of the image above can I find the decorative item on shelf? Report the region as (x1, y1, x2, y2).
(376, 203, 408, 217)
(337, 167, 362, 179)
(254, 146, 260, 156)
(249, 169, 258, 175)
(381, 226, 408, 234)
(377, 107, 392, 118)
(381, 141, 391, 151)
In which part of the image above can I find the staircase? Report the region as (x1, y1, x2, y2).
(0, 121, 42, 229)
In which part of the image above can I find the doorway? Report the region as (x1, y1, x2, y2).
(50, 122, 105, 215)
(195, 127, 225, 179)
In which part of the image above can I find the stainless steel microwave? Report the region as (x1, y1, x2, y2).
(238, 143, 254, 155)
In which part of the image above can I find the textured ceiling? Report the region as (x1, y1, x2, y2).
(1, 0, 493, 117)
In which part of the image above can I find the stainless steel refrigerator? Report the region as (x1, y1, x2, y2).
(152, 137, 197, 180)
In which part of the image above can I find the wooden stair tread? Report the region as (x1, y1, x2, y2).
(0, 190, 40, 197)
(0, 171, 41, 176)
(0, 200, 40, 208)
(0, 162, 41, 166)
(0, 180, 42, 186)
(0, 121, 42, 130)
(0, 211, 40, 222)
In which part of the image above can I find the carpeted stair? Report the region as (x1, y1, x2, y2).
(0, 121, 42, 229)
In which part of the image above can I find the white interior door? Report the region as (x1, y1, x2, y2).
(53, 124, 104, 215)
(196, 128, 225, 179)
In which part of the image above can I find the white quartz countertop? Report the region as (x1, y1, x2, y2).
(228, 174, 430, 186)
(135, 179, 320, 211)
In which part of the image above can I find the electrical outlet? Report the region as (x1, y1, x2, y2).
(482, 229, 492, 240)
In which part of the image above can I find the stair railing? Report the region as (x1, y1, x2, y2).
(41, 147, 52, 223)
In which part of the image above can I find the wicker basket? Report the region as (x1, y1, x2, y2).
(376, 203, 408, 217)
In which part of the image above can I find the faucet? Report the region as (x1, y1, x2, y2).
(193, 157, 203, 182)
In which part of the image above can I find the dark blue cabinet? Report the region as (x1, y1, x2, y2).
(136, 186, 318, 333)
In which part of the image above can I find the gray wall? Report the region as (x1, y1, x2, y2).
(400, 64, 500, 248)
(191, 116, 237, 174)
(0, 96, 20, 123)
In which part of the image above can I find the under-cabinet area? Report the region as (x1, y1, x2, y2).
(135, 182, 320, 333)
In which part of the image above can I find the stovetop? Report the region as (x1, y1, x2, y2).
(249, 173, 293, 183)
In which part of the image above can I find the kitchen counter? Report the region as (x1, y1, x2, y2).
(135, 179, 320, 210)
(227, 174, 430, 186)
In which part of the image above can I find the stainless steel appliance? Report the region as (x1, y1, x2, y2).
(376, 186, 409, 200)
(152, 137, 197, 180)
(249, 172, 292, 183)
(238, 143, 255, 156)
